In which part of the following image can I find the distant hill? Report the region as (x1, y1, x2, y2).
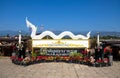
(90, 31, 120, 37)
(0, 30, 120, 37)
(0, 30, 29, 36)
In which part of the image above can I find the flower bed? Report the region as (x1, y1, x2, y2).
(10, 53, 111, 67)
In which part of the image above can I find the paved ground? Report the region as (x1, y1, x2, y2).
(0, 57, 120, 78)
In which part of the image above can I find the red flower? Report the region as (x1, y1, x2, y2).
(104, 58, 108, 63)
(36, 56, 48, 60)
(82, 51, 87, 54)
(83, 57, 89, 62)
(37, 56, 43, 60)
(42, 56, 47, 60)
(18, 58, 23, 61)
(62, 56, 69, 61)
(96, 60, 103, 63)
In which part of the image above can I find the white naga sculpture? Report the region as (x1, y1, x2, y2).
(26, 18, 91, 39)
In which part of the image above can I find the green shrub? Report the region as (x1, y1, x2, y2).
(69, 52, 83, 58)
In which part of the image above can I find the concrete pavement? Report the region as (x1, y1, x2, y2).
(0, 57, 120, 78)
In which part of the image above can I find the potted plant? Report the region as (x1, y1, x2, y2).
(69, 52, 83, 63)
(56, 55, 61, 62)
(95, 59, 103, 67)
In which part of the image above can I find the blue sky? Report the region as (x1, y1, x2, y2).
(0, 0, 120, 32)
